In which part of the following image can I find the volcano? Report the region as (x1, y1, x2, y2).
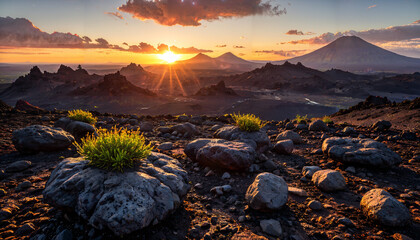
(275, 36, 420, 73)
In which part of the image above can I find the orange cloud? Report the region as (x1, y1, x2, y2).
(118, 0, 286, 26)
(286, 29, 316, 35)
(105, 11, 123, 20)
(254, 49, 306, 57)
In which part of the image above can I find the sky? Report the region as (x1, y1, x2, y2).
(0, 0, 419, 64)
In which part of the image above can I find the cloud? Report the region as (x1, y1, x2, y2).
(216, 44, 227, 48)
(125, 42, 212, 54)
(285, 29, 316, 36)
(0, 16, 122, 50)
(368, 5, 377, 9)
(413, 20, 420, 24)
(105, 11, 123, 20)
(254, 49, 307, 57)
(233, 45, 245, 48)
(118, 0, 286, 26)
(0, 17, 211, 55)
(283, 21, 420, 45)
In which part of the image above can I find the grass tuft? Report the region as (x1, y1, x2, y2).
(68, 109, 97, 124)
(74, 127, 153, 172)
(294, 114, 309, 124)
(231, 112, 265, 132)
(322, 115, 333, 124)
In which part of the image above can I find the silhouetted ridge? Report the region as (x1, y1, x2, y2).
(194, 80, 238, 96)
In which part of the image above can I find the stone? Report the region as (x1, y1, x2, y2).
(221, 172, 231, 179)
(55, 117, 96, 140)
(214, 125, 271, 152)
(343, 127, 357, 135)
(170, 123, 199, 138)
(5, 160, 32, 173)
(361, 189, 410, 227)
(245, 173, 288, 211)
(345, 166, 356, 173)
(43, 152, 190, 235)
(16, 180, 32, 191)
(296, 123, 307, 130)
(139, 122, 154, 132)
(288, 187, 308, 197)
(177, 115, 190, 122)
(285, 122, 294, 129)
(157, 142, 173, 151)
(157, 126, 171, 134)
(312, 169, 346, 192)
(273, 139, 294, 155)
(309, 120, 329, 131)
(53, 229, 73, 240)
(307, 200, 323, 210)
(371, 120, 392, 131)
(0, 208, 13, 221)
(260, 219, 282, 237)
(263, 160, 277, 171)
(322, 137, 402, 167)
(276, 130, 303, 144)
(185, 138, 256, 171)
(400, 131, 417, 141)
(302, 166, 321, 178)
(128, 119, 138, 126)
(15, 223, 36, 236)
(12, 125, 74, 154)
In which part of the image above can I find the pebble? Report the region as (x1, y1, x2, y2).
(15, 223, 36, 236)
(288, 187, 308, 197)
(5, 160, 32, 173)
(53, 229, 73, 240)
(345, 166, 356, 173)
(308, 200, 323, 210)
(221, 172, 231, 179)
(16, 180, 32, 192)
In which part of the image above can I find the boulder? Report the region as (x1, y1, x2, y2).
(214, 125, 270, 152)
(245, 173, 288, 211)
(275, 130, 303, 144)
(343, 127, 357, 135)
(371, 120, 392, 131)
(193, 140, 256, 171)
(361, 189, 410, 227)
(273, 139, 294, 154)
(12, 125, 74, 154)
(43, 152, 190, 236)
(157, 142, 173, 151)
(322, 137, 401, 167)
(309, 120, 328, 131)
(184, 139, 227, 161)
(55, 117, 96, 140)
(312, 169, 346, 192)
(169, 123, 199, 138)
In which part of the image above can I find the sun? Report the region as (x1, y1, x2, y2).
(159, 51, 179, 64)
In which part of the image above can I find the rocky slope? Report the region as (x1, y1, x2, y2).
(0, 100, 419, 240)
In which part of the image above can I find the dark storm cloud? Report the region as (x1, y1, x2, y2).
(118, 0, 286, 26)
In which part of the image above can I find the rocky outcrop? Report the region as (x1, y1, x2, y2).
(273, 140, 294, 155)
(43, 152, 190, 235)
(322, 137, 401, 167)
(361, 189, 410, 227)
(12, 125, 74, 154)
(214, 125, 270, 152)
(185, 138, 255, 171)
(15, 100, 46, 113)
(169, 122, 199, 138)
(194, 81, 238, 96)
(245, 173, 288, 211)
(371, 120, 392, 131)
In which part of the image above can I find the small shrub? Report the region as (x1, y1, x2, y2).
(322, 116, 333, 124)
(74, 127, 153, 172)
(231, 113, 265, 132)
(68, 109, 97, 124)
(294, 114, 309, 124)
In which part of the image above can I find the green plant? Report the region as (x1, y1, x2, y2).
(74, 127, 153, 172)
(231, 113, 265, 132)
(294, 114, 309, 124)
(68, 109, 97, 124)
(322, 115, 333, 124)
